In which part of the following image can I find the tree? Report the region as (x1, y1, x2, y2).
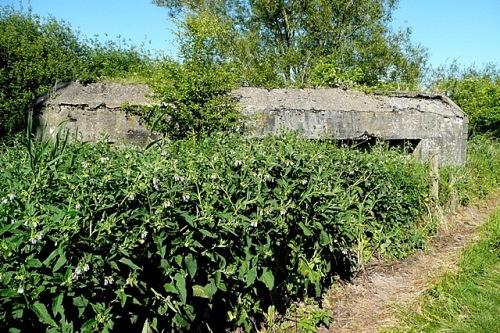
(153, 0, 427, 87)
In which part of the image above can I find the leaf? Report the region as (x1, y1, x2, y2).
(259, 268, 275, 290)
(199, 229, 216, 238)
(174, 273, 187, 304)
(26, 258, 42, 268)
(159, 245, 166, 258)
(53, 254, 67, 272)
(141, 319, 153, 333)
(181, 213, 196, 227)
(184, 254, 197, 279)
(116, 289, 127, 307)
(52, 294, 64, 317)
(192, 285, 208, 298)
(10, 302, 24, 318)
(163, 283, 177, 294)
(205, 281, 218, 299)
(32, 302, 57, 327)
(245, 266, 257, 287)
(72, 296, 88, 317)
(173, 313, 189, 328)
(118, 258, 141, 271)
(298, 222, 313, 236)
(214, 270, 227, 291)
(319, 231, 331, 246)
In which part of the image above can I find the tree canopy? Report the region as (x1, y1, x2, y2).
(154, 0, 427, 87)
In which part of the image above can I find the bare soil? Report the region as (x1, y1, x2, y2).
(321, 193, 500, 333)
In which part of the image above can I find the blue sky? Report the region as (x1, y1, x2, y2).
(2, 0, 499, 68)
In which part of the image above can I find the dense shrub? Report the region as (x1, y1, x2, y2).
(0, 8, 153, 138)
(138, 11, 242, 139)
(431, 64, 500, 138)
(0, 8, 84, 137)
(144, 61, 241, 139)
(79, 39, 154, 83)
(0, 134, 429, 332)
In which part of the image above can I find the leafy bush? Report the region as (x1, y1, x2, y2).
(139, 11, 242, 139)
(0, 8, 154, 139)
(0, 134, 429, 332)
(0, 8, 85, 137)
(309, 56, 365, 88)
(79, 39, 154, 83)
(145, 61, 242, 139)
(431, 64, 500, 138)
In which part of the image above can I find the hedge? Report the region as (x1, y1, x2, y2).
(0, 134, 429, 332)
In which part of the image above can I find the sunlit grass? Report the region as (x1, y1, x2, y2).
(387, 209, 500, 333)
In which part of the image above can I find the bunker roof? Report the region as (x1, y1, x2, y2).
(38, 81, 153, 109)
(233, 87, 466, 119)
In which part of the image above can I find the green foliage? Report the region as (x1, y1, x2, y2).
(438, 135, 500, 206)
(143, 61, 241, 139)
(79, 39, 154, 83)
(0, 7, 154, 139)
(0, 134, 429, 332)
(0, 8, 85, 137)
(431, 63, 500, 137)
(309, 57, 365, 88)
(387, 209, 500, 333)
(143, 12, 242, 139)
(154, 0, 427, 87)
(262, 299, 331, 333)
(310, 29, 425, 89)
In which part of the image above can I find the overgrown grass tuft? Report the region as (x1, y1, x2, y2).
(439, 135, 500, 206)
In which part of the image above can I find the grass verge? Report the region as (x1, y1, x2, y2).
(387, 208, 500, 333)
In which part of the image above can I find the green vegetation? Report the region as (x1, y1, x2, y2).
(387, 208, 500, 333)
(0, 8, 152, 139)
(261, 298, 332, 333)
(0, 8, 84, 137)
(142, 16, 242, 139)
(79, 39, 154, 83)
(1, 2, 499, 333)
(431, 63, 500, 138)
(0, 134, 431, 332)
(154, 0, 426, 87)
(260, 136, 500, 333)
(145, 61, 241, 139)
(439, 136, 500, 206)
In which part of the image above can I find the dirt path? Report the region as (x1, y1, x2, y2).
(321, 193, 500, 333)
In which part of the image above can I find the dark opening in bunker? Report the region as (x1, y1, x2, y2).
(335, 138, 421, 154)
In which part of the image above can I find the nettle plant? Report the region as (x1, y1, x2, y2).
(0, 134, 429, 332)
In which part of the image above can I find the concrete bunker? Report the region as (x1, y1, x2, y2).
(36, 83, 468, 166)
(35, 81, 157, 146)
(234, 88, 468, 166)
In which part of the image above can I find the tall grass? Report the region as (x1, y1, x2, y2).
(387, 209, 500, 333)
(439, 135, 500, 206)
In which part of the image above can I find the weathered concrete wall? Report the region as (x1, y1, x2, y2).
(234, 88, 468, 166)
(36, 82, 157, 145)
(36, 82, 468, 165)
